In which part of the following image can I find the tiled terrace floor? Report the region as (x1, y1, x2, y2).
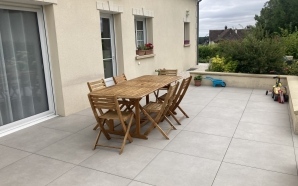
(1, 86, 298, 186)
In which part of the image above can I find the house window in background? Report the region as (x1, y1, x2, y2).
(184, 22, 190, 45)
(135, 19, 147, 48)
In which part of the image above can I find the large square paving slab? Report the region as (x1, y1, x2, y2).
(135, 151, 220, 186)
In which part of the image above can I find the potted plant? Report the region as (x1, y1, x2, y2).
(194, 75, 202, 86)
(144, 43, 153, 55)
(136, 43, 154, 56)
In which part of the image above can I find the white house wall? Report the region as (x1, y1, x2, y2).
(44, 0, 197, 116)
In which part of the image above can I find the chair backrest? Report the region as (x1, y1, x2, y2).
(113, 74, 127, 84)
(159, 69, 178, 76)
(104, 77, 115, 87)
(170, 76, 192, 111)
(87, 79, 106, 92)
(88, 94, 122, 122)
(155, 82, 179, 122)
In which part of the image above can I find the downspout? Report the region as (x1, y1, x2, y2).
(196, 0, 202, 65)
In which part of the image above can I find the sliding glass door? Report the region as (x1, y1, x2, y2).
(0, 5, 54, 129)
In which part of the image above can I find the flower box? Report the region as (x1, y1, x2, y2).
(145, 49, 153, 55)
(184, 40, 190, 45)
(136, 50, 146, 56)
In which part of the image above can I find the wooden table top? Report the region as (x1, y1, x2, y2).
(90, 75, 182, 99)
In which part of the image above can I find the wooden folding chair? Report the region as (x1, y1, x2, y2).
(87, 79, 106, 92)
(88, 94, 134, 154)
(154, 69, 178, 100)
(113, 74, 134, 111)
(113, 74, 127, 84)
(158, 76, 192, 123)
(140, 82, 179, 139)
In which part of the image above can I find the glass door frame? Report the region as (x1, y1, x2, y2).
(0, 4, 55, 135)
(100, 13, 117, 77)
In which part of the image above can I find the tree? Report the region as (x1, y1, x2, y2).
(255, 0, 298, 34)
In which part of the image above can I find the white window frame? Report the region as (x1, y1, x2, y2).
(0, 4, 55, 136)
(135, 18, 147, 48)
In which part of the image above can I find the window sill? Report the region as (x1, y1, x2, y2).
(135, 54, 155, 60)
(184, 44, 191, 47)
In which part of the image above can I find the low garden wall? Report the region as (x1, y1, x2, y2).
(189, 71, 298, 134)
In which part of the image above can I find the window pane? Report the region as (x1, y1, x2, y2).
(137, 41, 144, 47)
(137, 31, 144, 41)
(136, 21, 143, 30)
(101, 39, 112, 59)
(101, 18, 111, 38)
(103, 59, 113, 78)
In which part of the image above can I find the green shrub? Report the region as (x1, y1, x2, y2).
(208, 55, 225, 72)
(198, 45, 219, 59)
(217, 30, 285, 74)
(286, 61, 298, 75)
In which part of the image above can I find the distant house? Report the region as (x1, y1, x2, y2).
(209, 26, 246, 45)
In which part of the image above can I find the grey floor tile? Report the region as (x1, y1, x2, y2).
(37, 133, 99, 164)
(234, 122, 293, 146)
(48, 166, 131, 186)
(158, 114, 194, 130)
(216, 92, 251, 101)
(0, 145, 31, 170)
(76, 125, 101, 138)
(132, 129, 181, 150)
(0, 126, 72, 152)
(252, 89, 268, 95)
(165, 131, 231, 161)
(208, 98, 248, 110)
(249, 94, 277, 103)
(40, 114, 96, 133)
(186, 90, 220, 98)
(198, 106, 243, 121)
(80, 144, 160, 179)
(128, 181, 154, 186)
(188, 86, 223, 92)
(135, 151, 220, 186)
(181, 97, 214, 107)
(183, 116, 238, 137)
(213, 163, 298, 186)
(245, 101, 288, 114)
(172, 104, 205, 117)
(224, 139, 297, 175)
(222, 87, 253, 94)
(0, 154, 74, 186)
(241, 110, 291, 128)
(74, 107, 94, 116)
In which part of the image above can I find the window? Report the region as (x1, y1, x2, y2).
(184, 22, 190, 45)
(0, 6, 54, 130)
(135, 19, 146, 48)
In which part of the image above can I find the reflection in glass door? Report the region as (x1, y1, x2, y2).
(100, 14, 116, 78)
(0, 6, 54, 128)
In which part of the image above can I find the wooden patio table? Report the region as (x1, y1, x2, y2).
(91, 75, 182, 139)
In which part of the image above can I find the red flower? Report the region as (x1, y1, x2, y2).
(145, 43, 153, 49)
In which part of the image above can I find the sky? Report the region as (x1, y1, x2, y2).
(199, 0, 268, 37)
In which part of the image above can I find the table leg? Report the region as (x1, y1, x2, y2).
(146, 95, 149, 104)
(131, 98, 148, 139)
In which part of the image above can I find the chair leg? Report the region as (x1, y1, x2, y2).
(94, 126, 103, 150)
(93, 123, 100, 130)
(119, 114, 134, 154)
(140, 108, 169, 139)
(168, 111, 182, 125)
(163, 116, 177, 130)
(178, 106, 189, 118)
(98, 119, 111, 140)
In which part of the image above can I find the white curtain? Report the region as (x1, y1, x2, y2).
(0, 9, 48, 126)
